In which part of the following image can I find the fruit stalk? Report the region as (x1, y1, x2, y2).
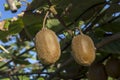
(43, 11, 49, 29)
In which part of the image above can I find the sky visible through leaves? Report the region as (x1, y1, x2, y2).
(0, 0, 38, 67)
(0, 0, 32, 21)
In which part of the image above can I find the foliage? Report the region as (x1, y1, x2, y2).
(0, 0, 120, 80)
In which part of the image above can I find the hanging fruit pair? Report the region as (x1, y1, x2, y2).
(35, 28, 95, 65)
(35, 11, 95, 65)
(35, 12, 61, 65)
(71, 30, 96, 66)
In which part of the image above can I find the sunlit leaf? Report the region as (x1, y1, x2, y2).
(46, 19, 64, 32)
(0, 20, 9, 31)
(0, 18, 24, 40)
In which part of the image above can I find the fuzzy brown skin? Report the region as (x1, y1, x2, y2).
(105, 58, 120, 78)
(87, 63, 108, 80)
(35, 28, 61, 65)
(71, 34, 95, 66)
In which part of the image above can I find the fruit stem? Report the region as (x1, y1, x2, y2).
(78, 27, 84, 35)
(42, 11, 49, 29)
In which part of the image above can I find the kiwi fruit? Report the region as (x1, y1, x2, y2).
(105, 58, 120, 78)
(35, 28, 61, 65)
(71, 33, 95, 66)
(87, 63, 108, 80)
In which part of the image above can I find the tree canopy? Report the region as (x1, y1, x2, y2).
(0, 0, 120, 80)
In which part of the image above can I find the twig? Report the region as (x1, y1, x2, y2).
(9, 75, 15, 80)
(98, 14, 120, 27)
(46, 57, 73, 80)
(97, 54, 112, 63)
(0, 46, 34, 69)
(0, 45, 9, 54)
(95, 33, 120, 49)
(0, 71, 51, 77)
(35, 65, 49, 79)
(10, 72, 51, 76)
(107, 14, 120, 23)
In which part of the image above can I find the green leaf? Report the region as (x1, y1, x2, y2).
(4, 3, 9, 11)
(16, 1, 21, 9)
(94, 28, 106, 37)
(4, 20, 10, 30)
(0, 18, 24, 40)
(100, 22, 120, 33)
(0, 78, 10, 80)
(22, 12, 43, 37)
(22, 12, 42, 27)
(18, 56, 28, 60)
(19, 76, 30, 80)
(46, 19, 65, 32)
(0, 61, 5, 66)
(38, 78, 45, 80)
(26, 0, 47, 11)
(23, 23, 42, 37)
(14, 59, 30, 65)
(107, 4, 120, 16)
(52, 0, 105, 23)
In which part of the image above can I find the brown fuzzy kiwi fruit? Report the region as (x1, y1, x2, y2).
(87, 63, 108, 80)
(71, 33, 95, 66)
(35, 28, 61, 65)
(105, 58, 120, 78)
